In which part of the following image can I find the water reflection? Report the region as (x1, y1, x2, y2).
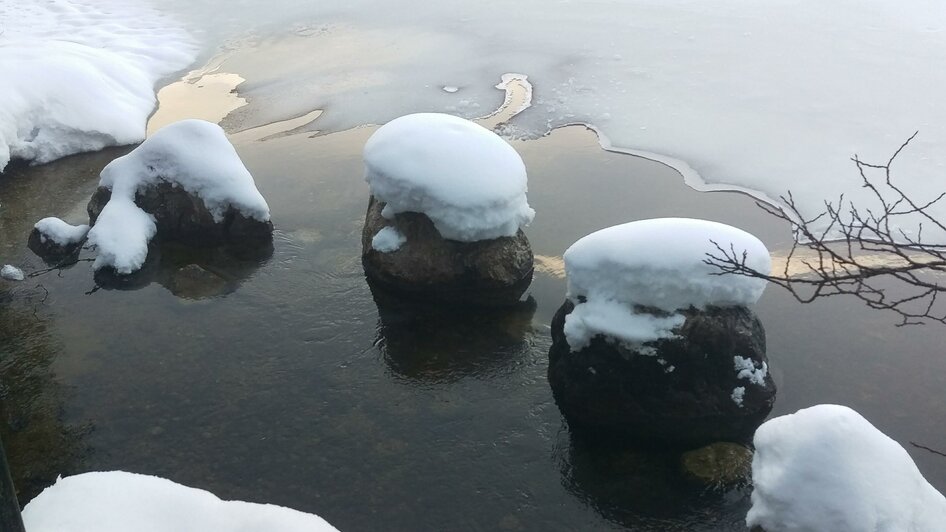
(92, 240, 274, 299)
(370, 282, 537, 383)
(0, 293, 88, 502)
(561, 434, 750, 531)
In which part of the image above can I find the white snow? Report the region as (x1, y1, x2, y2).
(747, 404, 946, 532)
(563, 298, 685, 351)
(363, 113, 534, 242)
(87, 198, 157, 274)
(141, 0, 946, 242)
(87, 119, 269, 273)
(22, 471, 339, 532)
(372, 226, 407, 253)
(1, 265, 24, 281)
(0, 0, 196, 172)
(731, 387, 746, 408)
(734, 356, 768, 386)
(34, 218, 90, 246)
(562, 218, 769, 349)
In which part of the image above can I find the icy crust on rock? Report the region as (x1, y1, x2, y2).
(88, 120, 268, 273)
(364, 113, 535, 242)
(372, 226, 407, 253)
(22, 471, 339, 532)
(563, 218, 770, 349)
(747, 404, 946, 532)
(34, 218, 90, 246)
(0, 0, 197, 172)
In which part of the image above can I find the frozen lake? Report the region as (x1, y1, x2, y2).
(3, 2, 946, 529)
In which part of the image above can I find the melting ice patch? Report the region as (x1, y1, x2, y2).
(0, 0, 197, 172)
(149, 0, 946, 242)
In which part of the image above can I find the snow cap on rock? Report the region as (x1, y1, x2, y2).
(363, 113, 534, 242)
(562, 218, 770, 349)
(747, 404, 946, 531)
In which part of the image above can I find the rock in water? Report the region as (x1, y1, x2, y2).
(681, 442, 753, 487)
(548, 300, 776, 448)
(361, 196, 533, 306)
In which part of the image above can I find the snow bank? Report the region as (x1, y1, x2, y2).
(34, 218, 90, 246)
(747, 404, 946, 531)
(22, 471, 339, 532)
(87, 119, 269, 273)
(0, 0, 196, 172)
(562, 218, 769, 348)
(364, 113, 534, 242)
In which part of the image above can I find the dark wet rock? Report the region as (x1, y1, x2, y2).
(168, 264, 231, 300)
(27, 227, 84, 264)
(681, 442, 753, 487)
(361, 196, 533, 306)
(87, 184, 273, 248)
(548, 300, 776, 448)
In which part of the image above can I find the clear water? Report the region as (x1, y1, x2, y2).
(2, 123, 946, 531)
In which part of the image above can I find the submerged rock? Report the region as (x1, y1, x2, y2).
(361, 196, 533, 306)
(168, 264, 231, 300)
(548, 300, 776, 448)
(680, 442, 753, 487)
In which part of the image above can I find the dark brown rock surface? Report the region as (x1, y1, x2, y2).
(87, 184, 273, 247)
(361, 196, 533, 306)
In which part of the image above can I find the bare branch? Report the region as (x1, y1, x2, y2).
(705, 134, 946, 325)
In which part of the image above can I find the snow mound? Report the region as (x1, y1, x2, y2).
(22, 471, 339, 532)
(1, 265, 24, 281)
(0, 0, 197, 172)
(563, 218, 769, 349)
(747, 404, 946, 532)
(34, 218, 90, 246)
(363, 113, 534, 242)
(88, 120, 269, 273)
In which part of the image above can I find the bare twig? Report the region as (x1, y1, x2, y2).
(705, 133, 946, 326)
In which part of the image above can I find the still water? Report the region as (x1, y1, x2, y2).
(2, 115, 946, 531)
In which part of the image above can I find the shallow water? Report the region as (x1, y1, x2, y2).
(2, 114, 946, 531)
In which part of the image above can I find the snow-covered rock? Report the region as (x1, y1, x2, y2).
(548, 218, 774, 446)
(1, 265, 25, 281)
(22, 471, 339, 532)
(747, 404, 946, 532)
(28, 218, 90, 261)
(0, 0, 196, 172)
(86, 120, 272, 274)
(563, 218, 770, 348)
(361, 197, 533, 306)
(363, 113, 534, 242)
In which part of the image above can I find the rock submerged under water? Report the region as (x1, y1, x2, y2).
(548, 299, 776, 448)
(361, 196, 534, 306)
